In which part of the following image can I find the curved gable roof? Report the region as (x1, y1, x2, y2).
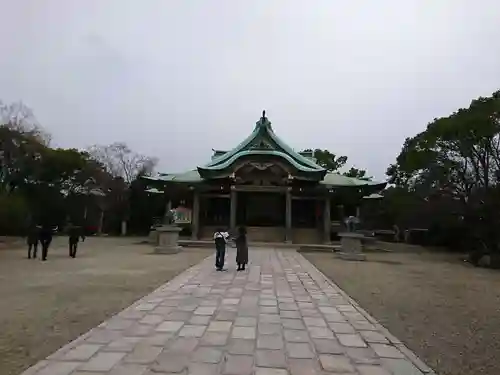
(198, 112, 326, 178)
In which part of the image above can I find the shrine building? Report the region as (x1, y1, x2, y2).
(144, 112, 386, 243)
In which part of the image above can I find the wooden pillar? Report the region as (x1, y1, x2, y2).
(191, 191, 200, 240)
(230, 187, 237, 232)
(324, 196, 331, 243)
(285, 187, 292, 243)
(356, 206, 360, 218)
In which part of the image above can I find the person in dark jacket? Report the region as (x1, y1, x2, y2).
(67, 223, 85, 258)
(235, 226, 248, 271)
(27, 224, 40, 259)
(214, 228, 229, 271)
(39, 225, 54, 261)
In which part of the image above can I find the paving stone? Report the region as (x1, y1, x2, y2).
(324, 313, 346, 322)
(381, 358, 424, 375)
(279, 303, 299, 311)
(179, 324, 207, 337)
(359, 331, 389, 344)
(319, 354, 356, 373)
(36, 361, 81, 375)
(223, 298, 241, 305)
(232, 326, 256, 339)
(194, 306, 217, 315)
(261, 306, 279, 314)
(370, 343, 405, 358)
(257, 334, 284, 349)
(168, 337, 199, 353)
(288, 359, 319, 375)
(124, 344, 163, 364)
(192, 346, 223, 363)
(216, 311, 238, 321)
(235, 317, 257, 326)
(104, 337, 142, 352)
(188, 362, 219, 375)
(139, 314, 165, 325)
(308, 326, 335, 339)
(255, 349, 287, 368)
(79, 352, 126, 372)
(207, 321, 232, 332)
(228, 338, 256, 355)
(140, 333, 172, 346)
(85, 329, 122, 344)
(255, 368, 289, 375)
(300, 309, 322, 318)
(167, 311, 193, 321)
(281, 318, 305, 329)
(190, 315, 213, 325)
(109, 363, 149, 375)
(284, 329, 310, 343)
(356, 365, 392, 375)
(352, 321, 377, 331)
(260, 299, 278, 306)
(151, 353, 188, 373)
(61, 344, 102, 361)
(260, 313, 281, 323)
(223, 354, 254, 375)
(125, 323, 155, 337)
(201, 331, 229, 346)
(337, 333, 367, 348)
(304, 317, 327, 327)
(346, 347, 381, 365)
(280, 310, 301, 319)
(156, 320, 184, 333)
(258, 323, 282, 335)
(329, 322, 356, 334)
(313, 339, 344, 354)
(286, 342, 315, 359)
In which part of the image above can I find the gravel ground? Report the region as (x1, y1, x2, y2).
(0, 237, 209, 375)
(303, 250, 500, 375)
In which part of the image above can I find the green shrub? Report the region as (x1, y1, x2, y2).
(0, 193, 29, 235)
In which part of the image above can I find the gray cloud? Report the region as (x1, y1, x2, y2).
(1, 0, 500, 180)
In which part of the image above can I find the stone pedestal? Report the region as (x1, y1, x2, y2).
(148, 228, 159, 244)
(337, 232, 366, 261)
(154, 225, 182, 254)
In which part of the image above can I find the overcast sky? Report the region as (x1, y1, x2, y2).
(1, 1, 500, 180)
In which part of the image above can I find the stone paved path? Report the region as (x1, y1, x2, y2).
(21, 249, 435, 375)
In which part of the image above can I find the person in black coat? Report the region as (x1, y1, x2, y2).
(67, 223, 85, 258)
(235, 226, 248, 271)
(27, 224, 40, 259)
(39, 224, 54, 261)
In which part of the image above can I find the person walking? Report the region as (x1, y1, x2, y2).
(39, 224, 54, 261)
(214, 228, 229, 271)
(67, 223, 85, 258)
(27, 224, 40, 259)
(235, 226, 248, 271)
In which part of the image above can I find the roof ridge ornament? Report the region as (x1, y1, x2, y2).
(256, 109, 271, 129)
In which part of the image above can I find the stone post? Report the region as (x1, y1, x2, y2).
(324, 196, 331, 243)
(191, 191, 200, 240)
(230, 187, 237, 232)
(285, 187, 292, 243)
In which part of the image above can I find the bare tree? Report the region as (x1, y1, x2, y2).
(87, 142, 157, 184)
(0, 101, 51, 145)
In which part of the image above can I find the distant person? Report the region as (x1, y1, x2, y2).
(214, 228, 229, 271)
(39, 224, 54, 261)
(235, 226, 248, 271)
(27, 224, 40, 259)
(67, 223, 85, 258)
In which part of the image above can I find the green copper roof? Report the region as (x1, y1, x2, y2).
(198, 112, 326, 178)
(144, 170, 386, 190)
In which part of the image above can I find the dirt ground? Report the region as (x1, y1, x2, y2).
(0, 237, 209, 375)
(303, 249, 500, 375)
